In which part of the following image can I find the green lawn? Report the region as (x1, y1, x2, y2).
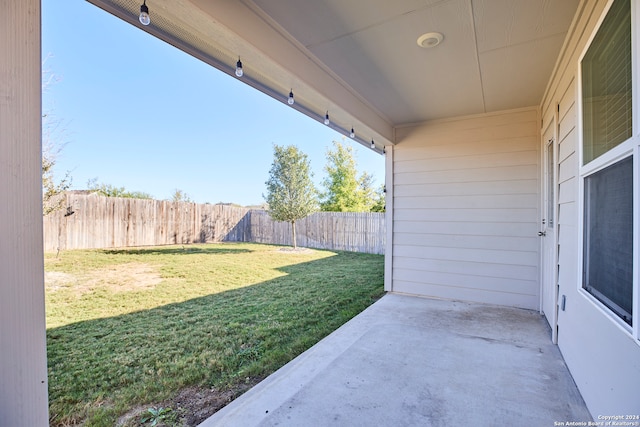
(45, 243, 384, 426)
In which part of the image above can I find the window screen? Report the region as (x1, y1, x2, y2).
(581, 0, 632, 164)
(583, 156, 633, 325)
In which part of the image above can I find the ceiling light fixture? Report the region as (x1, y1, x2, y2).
(235, 58, 243, 77)
(139, 0, 150, 25)
(371, 140, 375, 149)
(288, 90, 295, 105)
(417, 32, 443, 48)
(324, 112, 330, 126)
(350, 128, 355, 138)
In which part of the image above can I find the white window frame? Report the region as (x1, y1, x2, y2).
(634, 0, 640, 344)
(577, 0, 640, 342)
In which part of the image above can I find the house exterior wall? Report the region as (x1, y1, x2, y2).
(391, 108, 540, 310)
(540, 0, 640, 415)
(0, 1, 50, 425)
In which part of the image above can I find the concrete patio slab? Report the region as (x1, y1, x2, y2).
(200, 293, 591, 426)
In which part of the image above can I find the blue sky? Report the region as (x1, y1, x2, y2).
(41, 0, 385, 206)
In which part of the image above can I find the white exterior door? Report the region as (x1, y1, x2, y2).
(540, 119, 558, 342)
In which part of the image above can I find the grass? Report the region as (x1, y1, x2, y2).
(45, 243, 385, 426)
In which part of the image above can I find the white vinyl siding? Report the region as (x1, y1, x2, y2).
(539, 0, 640, 415)
(392, 108, 540, 309)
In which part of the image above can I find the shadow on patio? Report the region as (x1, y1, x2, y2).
(200, 293, 591, 426)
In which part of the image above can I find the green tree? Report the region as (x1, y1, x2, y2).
(320, 140, 378, 212)
(170, 188, 193, 203)
(371, 184, 386, 213)
(360, 174, 386, 213)
(264, 145, 318, 249)
(42, 139, 72, 215)
(87, 178, 153, 199)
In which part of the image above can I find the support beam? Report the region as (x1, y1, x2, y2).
(0, 1, 49, 425)
(384, 145, 393, 292)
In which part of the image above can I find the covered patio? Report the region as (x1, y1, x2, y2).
(201, 294, 590, 426)
(2, 0, 639, 424)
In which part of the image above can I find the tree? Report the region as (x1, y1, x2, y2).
(264, 145, 318, 249)
(320, 140, 378, 212)
(371, 184, 386, 212)
(87, 178, 153, 199)
(42, 139, 72, 215)
(360, 173, 385, 213)
(170, 188, 193, 203)
(42, 60, 72, 215)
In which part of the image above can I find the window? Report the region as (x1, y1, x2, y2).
(546, 140, 555, 228)
(583, 157, 633, 325)
(582, 0, 632, 165)
(580, 0, 634, 327)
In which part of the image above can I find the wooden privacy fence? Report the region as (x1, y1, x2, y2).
(248, 210, 385, 254)
(43, 193, 386, 254)
(43, 193, 250, 252)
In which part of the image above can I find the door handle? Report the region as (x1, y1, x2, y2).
(538, 231, 546, 237)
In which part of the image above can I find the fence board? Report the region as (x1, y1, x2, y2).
(43, 193, 385, 254)
(247, 210, 385, 254)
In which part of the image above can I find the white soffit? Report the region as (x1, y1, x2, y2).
(251, 0, 580, 124)
(479, 35, 569, 112)
(473, 0, 580, 52)
(473, 0, 582, 112)
(305, 0, 486, 124)
(87, 0, 580, 135)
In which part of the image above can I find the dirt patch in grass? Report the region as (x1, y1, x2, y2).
(46, 262, 162, 294)
(87, 262, 163, 293)
(116, 377, 264, 427)
(45, 271, 76, 291)
(277, 247, 314, 254)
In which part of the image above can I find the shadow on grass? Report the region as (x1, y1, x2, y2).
(46, 251, 384, 427)
(102, 245, 253, 256)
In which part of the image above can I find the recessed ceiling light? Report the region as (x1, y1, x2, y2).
(417, 32, 443, 48)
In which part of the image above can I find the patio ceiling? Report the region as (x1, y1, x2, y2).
(87, 0, 580, 146)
